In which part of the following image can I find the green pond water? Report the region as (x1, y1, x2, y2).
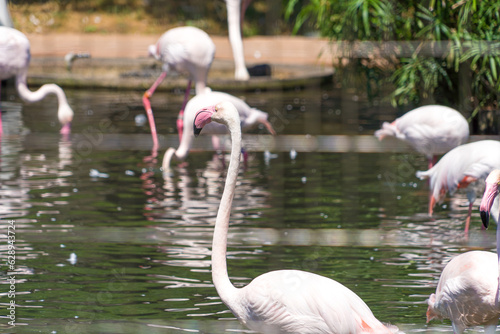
(0, 82, 496, 333)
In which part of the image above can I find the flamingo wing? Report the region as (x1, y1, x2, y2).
(237, 270, 392, 334)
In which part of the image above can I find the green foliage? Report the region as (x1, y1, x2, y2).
(285, 0, 500, 115)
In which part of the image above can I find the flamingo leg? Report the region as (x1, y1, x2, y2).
(464, 201, 473, 236)
(177, 80, 192, 142)
(143, 71, 167, 157)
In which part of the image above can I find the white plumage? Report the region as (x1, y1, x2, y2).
(375, 105, 469, 167)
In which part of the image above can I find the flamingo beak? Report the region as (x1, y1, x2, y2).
(193, 105, 216, 137)
(479, 182, 499, 229)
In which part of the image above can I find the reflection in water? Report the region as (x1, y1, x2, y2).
(0, 86, 497, 333)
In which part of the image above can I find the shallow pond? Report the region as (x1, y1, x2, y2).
(0, 81, 496, 333)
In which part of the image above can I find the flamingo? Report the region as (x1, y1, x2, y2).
(226, 0, 251, 80)
(0, 27, 74, 135)
(480, 169, 500, 228)
(416, 140, 500, 233)
(375, 105, 469, 168)
(192, 101, 397, 334)
(162, 90, 275, 171)
(142, 26, 215, 156)
(426, 170, 500, 333)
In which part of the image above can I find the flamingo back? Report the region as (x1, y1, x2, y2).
(416, 140, 500, 204)
(229, 270, 396, 334)
(0, 26, 31, 81)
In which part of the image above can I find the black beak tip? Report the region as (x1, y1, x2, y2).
(193, 126, 202, 137)
(480, 210, 490, 229)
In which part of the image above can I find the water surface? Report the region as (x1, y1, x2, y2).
(0, 82, 495, 333)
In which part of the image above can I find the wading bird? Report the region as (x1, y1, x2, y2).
(426, 170, 500, 334)
(0, 27, 74, 135)
(193, 101, 397, 334)
(143, 26, 215, 156)
(375, 105, 469, 168)
(416, 140, 500, 233)
(162, 90, 275, 171)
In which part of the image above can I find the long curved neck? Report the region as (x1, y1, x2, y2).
(212, 117, 241, 304)
(16, 75, 68, 105)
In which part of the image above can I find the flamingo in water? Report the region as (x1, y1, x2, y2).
(375, 105, 469, 168)
(162, 90, 275, 171)
(416, 140, 500, 233)
(142, 26, 215, 156)
(426, 169, 500, 333)
(192, 101, 398, 334)
(0, 27, 74, 135)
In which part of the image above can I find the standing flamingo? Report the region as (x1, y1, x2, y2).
(0, 27, 74, 135)
(426, 170, 500, 333)
(143, 26, 215, 156)
(162, 90, 275, 170)
(192, 101, 397, 334)
(375, 105, 469, 168)
(226, 0, 251, 80)
(416, 140, 500, 233)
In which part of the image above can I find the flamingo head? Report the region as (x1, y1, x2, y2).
(193, 101, 240, 136)
(58, 102, 74, 135)
(479, 169, 500, 228)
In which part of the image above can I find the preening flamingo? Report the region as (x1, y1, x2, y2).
(426, 170, 500, 333)
(0, 27, 74, 135)
(416, 140, 500, 233)
(226, 0, 251, 80)
(162, 90, 275, 170)
(375, 105, 469, 168)
(143, 26, 215, 155)
(193, 101, 397, 334)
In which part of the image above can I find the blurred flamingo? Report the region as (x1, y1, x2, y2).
(226, 0, 251, 80)
(416, 140, 500, 233)
(0, 27, 74, 135)
(143, 26, 215, 156)
(375, 105, 469, 168)
(162, 90, 275, 171)
(193, 101, 398, 334)
(427, 170, 500, 333)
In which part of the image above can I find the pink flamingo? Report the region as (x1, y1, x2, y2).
(426, 170, 500, 333)
(162, 90, 275, 171)
(0, 27, 74, 135)
(375, 105, 469, 168)
(416, 140, 500, 234)
(226, 0, 252, 80)
(192, 101, 397, 334)
(142, 26, 215, 156)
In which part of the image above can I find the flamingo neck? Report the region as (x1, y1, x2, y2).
(16, 78, 67, 105)
(212, 116, 241, 305)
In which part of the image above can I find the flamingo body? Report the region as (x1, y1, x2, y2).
(416, 140, 500, 229)
(0, 27, 74, 134)
(162, 90, 275, 170)
(143, 26, 215, 155)
(193, 101, 396, 334)
(427, 250, 500, 334)
(375, 105, 469, 165)
(148, 26, 215, 95)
